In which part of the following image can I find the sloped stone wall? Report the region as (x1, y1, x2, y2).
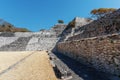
(60, 9, 120, 42)
(59, 17, 92, 42)
(0, 32, 59, 51)
(26, 37, 59, 51)
(0, 37, 32, 51)
(0, 37, 19, 47)
(56, 33, 120, 76)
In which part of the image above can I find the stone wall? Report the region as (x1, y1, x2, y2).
(0, 31, 57, 37)
(0, 37, 32, 51)
(51, 24, 67, 37)
(26, 37, 59, 51)
(59, 17, 92, 42)
(0, 22, 66, 51)
(0, 32, 59, 51)
(56, 33, 120, 76)
(60, 9, 120, 42)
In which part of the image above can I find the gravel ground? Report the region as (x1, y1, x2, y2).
(0, 51, 33, 73)
(0, 51, 57, 80)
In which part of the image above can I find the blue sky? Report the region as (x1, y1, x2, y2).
(0, 0, 120, 31)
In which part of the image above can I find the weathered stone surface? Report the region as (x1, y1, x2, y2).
(56, 9, 120, 77)
(59, 17, 92, 42)
(51, 24, 67, 37)
(0, 23, 67, 51)
(114, 58, 120, 66)
(60, 9, 120, 42)
(0, 30, 59, 51)
(56, 34, 120, 76)
(0, 37, 19, 47)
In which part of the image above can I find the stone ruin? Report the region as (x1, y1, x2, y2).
(0, 24, 66, 51)
(0, 8, 120, 78)
(56, 9, 120, 77)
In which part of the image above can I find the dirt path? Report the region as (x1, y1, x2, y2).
(0, 51, 57, 80)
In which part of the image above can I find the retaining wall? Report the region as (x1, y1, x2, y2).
(56, 34, 120, 76)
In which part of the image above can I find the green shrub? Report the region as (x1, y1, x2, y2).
(58, 20, 64, 24)
(68, 20, 75, 27)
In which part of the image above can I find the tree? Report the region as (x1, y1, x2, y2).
(90, 8, 117, 19)
(68, 20, 75, 27)
(40, 29, 45, 31)
(58, 20, 64, 24)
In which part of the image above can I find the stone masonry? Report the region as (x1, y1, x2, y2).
(56, 9, 120, 77)
(0, 23, 67, 51)
(56, 33, 120, 76)
(0, 31, 59, 51)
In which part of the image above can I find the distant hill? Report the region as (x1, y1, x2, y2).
(0, 19, 31, 32)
